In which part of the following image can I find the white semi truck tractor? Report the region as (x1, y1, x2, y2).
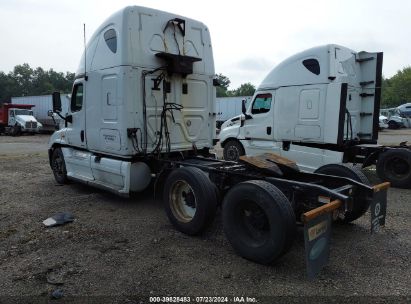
(219, 45, 411, 188)
(49, 6, 390, 278)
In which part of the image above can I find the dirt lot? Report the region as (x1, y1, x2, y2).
(0, 132, 410, 303)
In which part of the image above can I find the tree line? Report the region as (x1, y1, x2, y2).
(0, 63, 74, 103)
(215, 73, 256, 97)
(0, 64, 410, 107)
(382, 67, 411, 108)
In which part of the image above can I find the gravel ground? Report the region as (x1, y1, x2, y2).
(0, 133, 410, 303)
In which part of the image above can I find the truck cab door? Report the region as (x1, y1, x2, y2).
(243, 92, 275, 140)
(8, 110, 16, 126)
(66, 81, 86, 148)
(241, 92, 280, 153)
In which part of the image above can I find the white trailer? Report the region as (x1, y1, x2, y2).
(48, 6, 389, 278)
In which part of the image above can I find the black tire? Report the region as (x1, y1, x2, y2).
(11, 125, 21, 137)
(51, 148, 68, 184)
(388, 121, 399, 129)
(163, 167, 217, 235)
(222, 180, 296, 264)
(223, 140, 245, 161)
(314, 163, 370, 223)
(376, 148, 411, 189)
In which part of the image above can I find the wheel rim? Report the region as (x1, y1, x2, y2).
(169, 180, 197, 222)
(384, 156, 410, 181)
(52, 153, 65, 178)
(226, 145, 240, 161)
(234, 200, 270, 246)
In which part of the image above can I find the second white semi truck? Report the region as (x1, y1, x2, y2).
(48, 6, 389, 278)
(218, 45, 411, 188)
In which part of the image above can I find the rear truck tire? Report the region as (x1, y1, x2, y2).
(222, 180, 296, 265)
(163, 166, 218, 235)
(51, 148, 68, 184)
(388, 121, 399, 129)
(314, 163, 370, 223)
(376, 148, 411, 189)
(223, 140, 245, 161)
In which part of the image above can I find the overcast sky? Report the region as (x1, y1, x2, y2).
(1, 0, 410, 89)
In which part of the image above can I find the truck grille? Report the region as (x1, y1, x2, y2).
(25, 122, 37, 129)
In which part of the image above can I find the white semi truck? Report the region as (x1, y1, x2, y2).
(49, 6, 389, 278)
(219, 45, 411, 188)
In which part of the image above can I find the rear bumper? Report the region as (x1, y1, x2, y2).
(302, 181, 389, 226)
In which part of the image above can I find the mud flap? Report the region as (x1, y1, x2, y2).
(303, 213, 332, 279)
(302, 181, 389, 278)
(371, 183, 389, 233)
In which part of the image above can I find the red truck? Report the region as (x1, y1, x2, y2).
(0, 103, 42, 136)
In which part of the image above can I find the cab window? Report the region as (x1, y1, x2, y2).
(303, 58, 320, 75)
(251, 93, 272, 114)
(71, 83, 84, 112)
(104, 29, 117, 53)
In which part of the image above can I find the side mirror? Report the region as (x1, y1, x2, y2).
(241, 99, 246, 115)
(52, 92, 62, 113)
(240, 114, 245, 127)
(47, 110, 53, 117)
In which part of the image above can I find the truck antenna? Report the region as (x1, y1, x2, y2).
(84, 23, 88, 81)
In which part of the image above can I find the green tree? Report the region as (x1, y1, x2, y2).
(230, 82, 255, 97)
(0, 71, 18, 102)
(12, 63, 34, 96)
(215, 73, 231, 97)
(382, 67, 411, 108)
(0, 63, 74, 102)
(32, 67, 53, 95)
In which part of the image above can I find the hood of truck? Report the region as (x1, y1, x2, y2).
(16, 115, 39, 125)
(218, 115, 242, 143)
(220, 115, 241, 130)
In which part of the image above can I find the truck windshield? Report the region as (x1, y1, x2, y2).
(14, 109, 33, 115)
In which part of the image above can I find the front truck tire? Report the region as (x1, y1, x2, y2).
(388, 121, 400, 129)
(163, 167, 218, 235)
(222, 180, 296, 265)
(51, 147, 68, 184)
(11, 125, 21, 137)
(376, 148, 411, 189)
(223, 140, 245, 161)
(314, 164, 370, 223)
